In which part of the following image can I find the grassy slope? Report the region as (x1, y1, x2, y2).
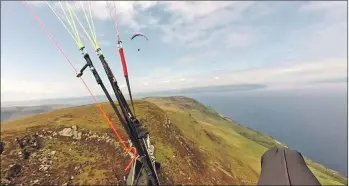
(144, 96, 347, 185)
(1, 100, 234, 185)
(1, 96, 347, 185)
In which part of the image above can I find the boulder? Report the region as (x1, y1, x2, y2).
(72, 131, 82, 140)
(6, 164, 21, 180)
(59, 128, 73, 137)
(50, 151, 56, 156)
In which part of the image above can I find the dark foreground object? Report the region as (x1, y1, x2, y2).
(0, 141, 4, 154)
(257, 147, 321, 185)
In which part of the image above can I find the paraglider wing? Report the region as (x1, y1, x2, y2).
(131, 33, 148, 41)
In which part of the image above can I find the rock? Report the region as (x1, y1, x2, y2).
(41, 156, 48, 163)
(52, 132, 57, 137)
(39, 165, 49, 172)
(1, 178, 10, 184)
(70, 176, 74, 180)
(51, 151, 56, 156)
(6, 164, 21, 180)
(16, 134, 43, 160)
(59, 128, 73, 137)
(90, 134, 98, 139)
(72, 125, 77, 131)
(33, 179, 39, 184)
(72, 131, 82, 140)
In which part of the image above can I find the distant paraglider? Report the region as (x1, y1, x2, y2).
(131, 32, 148, 40)
(131, 32, 148, 51)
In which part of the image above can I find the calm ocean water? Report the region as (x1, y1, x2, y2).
(2, 84, 347, 175)
(189, 86, 347, 176)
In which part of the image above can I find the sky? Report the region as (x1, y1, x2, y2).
(1, 1, 347, 102)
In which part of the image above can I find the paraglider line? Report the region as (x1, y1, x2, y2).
(23, 1, 137, 171)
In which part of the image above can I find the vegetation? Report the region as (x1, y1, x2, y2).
(1, 96, 347, 185)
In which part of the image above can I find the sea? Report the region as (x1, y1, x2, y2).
(2, 83, 347, 176)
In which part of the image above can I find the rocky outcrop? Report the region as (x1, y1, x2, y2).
(6, 164, 21, 181)
(58, 128, 72, 137)
(59, 125, 82, 140)
(16, 134, 43, 160)
(38, 150, 56, 174)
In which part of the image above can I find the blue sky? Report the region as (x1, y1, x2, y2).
(1, 1, 347, 102)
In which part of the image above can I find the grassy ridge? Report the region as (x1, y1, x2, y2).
(1, 96, 347, 185)
(144, 96, 347, 185)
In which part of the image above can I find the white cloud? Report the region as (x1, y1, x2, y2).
(75, 1, 160, 30)
(0, 77, 90, 102)
(293, 2, 347, 61)
(3, 57, 344, 102)
(124, 57, 347, 93)
(299, 1, 346, 21)
(216, 58, 347, 86)
(157, 2, 257, 48)
(34, 1, 258, 48)
(27, 1, 46, 7)
(98, 40, 112, 47)
(224, 30, 254, 48)
(176, 50, 216, 64)
(1, 78, 55, 95)
(136, 1, 158, 10)
(41, 1, 159, 32)
(160, 1, 252, 23)
(5, 1, 347, 101)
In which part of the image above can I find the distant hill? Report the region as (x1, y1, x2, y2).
(1, 96, 346, 185)
(139, 84, 268, 97)
(1, 104, 72, 123)
(0, 84, 267, 108)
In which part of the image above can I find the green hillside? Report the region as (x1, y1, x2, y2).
(1, 96, 347, 185)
